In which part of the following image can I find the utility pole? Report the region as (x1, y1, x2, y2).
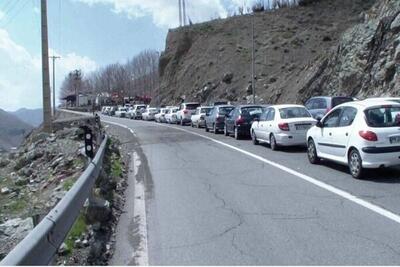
(251, 12, 256, 104)
(73, 70, 81, 107)
(178, 0, 182, 27)
(50, 55, 60, 117)
(41, 0, 52, 132)
(182, 0, 187, 26)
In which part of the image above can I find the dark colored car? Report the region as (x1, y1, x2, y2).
(107, 106, 117, 116)
(224, 105, 264, 139)
(305, 96, 355, 119)
(205, 105, 235, 133)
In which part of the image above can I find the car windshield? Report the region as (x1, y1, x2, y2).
(241, 106, 263, 117)
(186, 104, 200, 110)
(365, 106, 400, 127)
(201, 107, 212, 113)
(218, 107, 234, 115)
(332, 97, 353, 107)
(279, 107, 311, 119)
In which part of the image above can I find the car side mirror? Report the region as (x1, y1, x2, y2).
(316, 118, 323, 128)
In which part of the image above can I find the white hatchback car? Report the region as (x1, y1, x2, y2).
(251, 105, 316, 150)
(307, 101, 400, 179)
(142, 108, 159, 121)
(191, 106, 213, 128)
(165, 107, 179, 124)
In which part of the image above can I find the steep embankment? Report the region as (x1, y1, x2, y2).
(158, 0, 376, 105)
(300, 0, 400, 101)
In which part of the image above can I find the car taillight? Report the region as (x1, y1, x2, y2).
(359, 131, 378, 141)
(236, 116, 245, 125)
(278, 122, 290, 131)
(183, 110, 189, 114)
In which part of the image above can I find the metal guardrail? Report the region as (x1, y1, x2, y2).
(0, 134, 108, 266)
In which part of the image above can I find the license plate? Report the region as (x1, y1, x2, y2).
(390, 136, 400, 144)
(295, 124, 311, 130)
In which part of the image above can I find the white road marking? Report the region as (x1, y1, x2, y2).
(132, 151, 149, 266)
(103, 116, 400, 226)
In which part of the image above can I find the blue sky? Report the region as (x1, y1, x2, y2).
(0, 0, 252, 111)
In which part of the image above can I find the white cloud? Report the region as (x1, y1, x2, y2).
(74, 0, 228, 28)
(0, 10, 5, 20)
(0, 28, 97, 111)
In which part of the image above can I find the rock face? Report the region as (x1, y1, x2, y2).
(158, 0, 376, 105)
(298, 0, 400, 102)
(0, 218, 34, 259)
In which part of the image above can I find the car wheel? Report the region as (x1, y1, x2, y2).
(348, 149, 364, 179)
(307, 139, 320, 164)
(191, 122, 194, 127)
(197, 121, 200, 128)
(234, 127, 240, 140)
(205, 123, 209, 132)
(251, 130, 259, 145)
(213, 124, 218, 134)
(270, 134, 278, 151)
(224, 125, 229, 136)
(180, 119, 184, 126)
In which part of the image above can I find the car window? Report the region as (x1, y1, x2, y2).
(365, 106, 400, 127)
(186, 104, 200, 110)
(279, 107, 311, 119)
(332, 97, 354, 107)
(259, 110, 268, 121)
(201, 107, 211, 114)
(305, 99, 314, 110)
(219, 107, 234, 115)
(266, 108, 275, 121)
(323, 108, 342, 127)
(338, 107, 357, 127)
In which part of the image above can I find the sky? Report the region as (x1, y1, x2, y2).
(0, 0, 255, 111)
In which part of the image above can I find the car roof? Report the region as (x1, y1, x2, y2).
(270, 104, 306, 109)
(237, 104, 264, 108)
(335, 100, 400, 109)
(199, 106, 213, 108)
(215, 105, 234, 108)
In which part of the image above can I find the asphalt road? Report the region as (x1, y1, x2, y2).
(103, 115, 400, 265)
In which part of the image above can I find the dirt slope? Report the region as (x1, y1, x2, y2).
(158, 0, 376, 105)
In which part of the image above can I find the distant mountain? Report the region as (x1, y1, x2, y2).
(10, 108, 43, 127)
(0, 109, 33, 151)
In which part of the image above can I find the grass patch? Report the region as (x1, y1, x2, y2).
(62, 179, 75, 191)
(65, 213, 87, 253)
(111, 155, 123, 178)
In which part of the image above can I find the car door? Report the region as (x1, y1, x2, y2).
(254, 109, 268, 140)
(265, 107, 276, 140)
(330, 107, 358, 157)
(317, 108, 343, 155)
(226, 109, 236, 133)
(206, 108, 215, 128)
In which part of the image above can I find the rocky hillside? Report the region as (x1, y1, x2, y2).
(158, 0, 376, 105)
(0, 109, 33, 152)
(11, 108, 43, 127)
(299, 0, 400, 101)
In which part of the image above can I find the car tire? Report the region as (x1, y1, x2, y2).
(224, 125, 229, 136)
(197, 121, 200, 128)
(234, 127, 240, 140)
(307, 139, 320, 164)
(270, 134, 278, 151)
(251, 130, 259, 145)
(180, 119, 184, 126)
(191, 122, 194, 127)
(205, 123, 209, 132)
(213, 124, 218, 134)
(348, 149, 364, 179)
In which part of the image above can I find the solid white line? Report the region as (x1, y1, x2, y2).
(104, 116, 400, 225)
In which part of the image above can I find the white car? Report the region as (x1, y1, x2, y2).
(142, 108, 159, 121)
(307, 100, 400, 179)
(176, 102, 200, 125)
(251, 104, 316, 150)
(165, 107, 179, 124)
(191, 106, 213, 128)
(364, 97, 400, 104)
(115, 107, 128, 118)
(128, 104, 147, 119)
(155, 108, 168, 123)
